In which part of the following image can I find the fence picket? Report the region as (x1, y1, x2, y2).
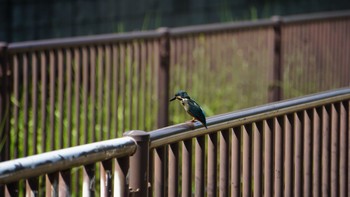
(208, 133, 218, 197)
(231, 127, 240, 197)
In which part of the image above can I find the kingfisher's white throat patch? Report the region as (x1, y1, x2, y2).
(180, 98, 190, 111)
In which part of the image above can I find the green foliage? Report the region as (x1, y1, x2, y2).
(169, 32, 270, 125)
(281, 36, 343, 99)
(8, 45, 159, 159)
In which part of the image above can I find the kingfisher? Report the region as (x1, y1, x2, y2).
(170, 90, 207, 129)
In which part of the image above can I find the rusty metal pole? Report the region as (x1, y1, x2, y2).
(268, 16, 283, 102)
(157, 28, 170, 128)
(124, 130, 150, 197)
(0, 42, 11, 162)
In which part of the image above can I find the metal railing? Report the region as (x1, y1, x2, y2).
(1, 10, 350, 162)
(0, 137, 136, 196)
(127, 88, 350, 196)
(1, 88, 350, 196)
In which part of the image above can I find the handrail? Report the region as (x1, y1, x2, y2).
(282, 9, 350, 23)
(169, 10, 350, 35)
(149, 88, 350, 148)
(7, 30, 163, 53)
(0, 137, 136, 184)
(170, 19, 274, 36)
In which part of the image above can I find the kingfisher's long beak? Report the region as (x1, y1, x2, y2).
(170, 96, 176, 102)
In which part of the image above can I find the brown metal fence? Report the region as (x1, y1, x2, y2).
(0, 10, 350, 162)
(0, 32, 166, 161)
(0, 137, 136, 196)
(168, 23, 274, 124)
(139, 88, 350, 197)
(281, 13, 350, 99)
(168, 11, 350, 125)
(1, 88, 349, 196)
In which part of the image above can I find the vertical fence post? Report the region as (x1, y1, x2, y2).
(0, 42, 10, 162)
(124, 130, 150, 197)
(268, 16, 283, 102)
(157, 28, 170, 128)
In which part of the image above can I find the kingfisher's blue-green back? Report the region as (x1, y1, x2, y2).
(185, 98, 207, 128)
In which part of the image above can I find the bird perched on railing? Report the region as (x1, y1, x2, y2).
(170, 90, 207, 129)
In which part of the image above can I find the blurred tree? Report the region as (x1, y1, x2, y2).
(0, 0, 349, 42)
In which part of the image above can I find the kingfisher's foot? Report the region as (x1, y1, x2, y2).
(191, 118, 196, 122)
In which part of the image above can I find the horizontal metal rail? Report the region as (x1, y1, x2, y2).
(170, 19, 274, 35)
(0, 137, 136, 184)
(149, 88, 350, 148)
(282, 9, 350, 23)
(7, 30, 163, 52)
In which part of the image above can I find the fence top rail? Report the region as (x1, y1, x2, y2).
(0, 137, 136, 184)
(7, 30, 163, 53)
(5, 10, 350, 53)
(169, 18, 274, 36)
(169, 10, 350, 36)
(149, 88, 350, 148)
(281, 9, 350, 24)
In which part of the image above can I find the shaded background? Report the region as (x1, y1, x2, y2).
(1, 0, 350, 42)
